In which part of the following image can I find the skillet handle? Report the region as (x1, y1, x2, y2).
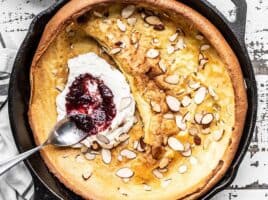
(228, 0, 247, 43)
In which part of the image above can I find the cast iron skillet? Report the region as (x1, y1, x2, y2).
(8, 0, 257, 199)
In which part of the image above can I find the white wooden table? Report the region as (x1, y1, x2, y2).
(0, 0, 267, 199)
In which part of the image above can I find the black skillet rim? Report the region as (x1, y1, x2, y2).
(8, 0, 257, 199)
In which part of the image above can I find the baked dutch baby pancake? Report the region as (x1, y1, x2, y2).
(29, 0, 248, 199)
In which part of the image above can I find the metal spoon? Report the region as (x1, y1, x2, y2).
(0, 117, 88, 176)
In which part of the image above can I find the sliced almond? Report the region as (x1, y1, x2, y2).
(178, 164, 188, 174)
(137, 137, 146, 152)
(118, 133, 130, 142)
(181, 143, 191, 157)
(199, 52, 205, 60)
(117, 19, 126, 32)
(145, 15, 162, 25)
(116, 167, 134, 178)
(161, 179, 172, 188)
(150, 101, 161, 113)
(195, 34, 204, 40)
(84, 152, 96, 160)
(117, 154, 123, 161)
(82, 169, 92, 180)
(208, 86, 217, 97)
(166, 95, 180, 112)
(175, 37, 186, 50)
(163, 113, 174, 119)
(120, 149, 137, 159)
(181, 96, 191, 107)
(169, 33, 178, 42)
(158, 59, 167, 72)
(200, 44, 210, 51)
(119, 97, 132, 111)
(183, 111, 192, 122)
(213, 129, 224, 141)
(175, 115, 186, 131)
(201, 113, 214, 125)
(143, 184, 152, 191)
(101, 149, 112, 164)
(96, 134, 110, 144)
(165, 75, 179, 84)
(194, 113, 203, 124)
(121, 5, 135, 18)
(152, 169, 163, 179)
(168, 137, 184, 151)
(93, 11, 103, 18)
(194, 87, 207, 104)
(146, 48, 159, 58)
(159, 157, 170, 169)
(133, 140, 139, 150)
(127, 17, 137, 26)
(188, 82, 200, 90)
(110, 47, 121, 55)
(167, 44, 175, 54)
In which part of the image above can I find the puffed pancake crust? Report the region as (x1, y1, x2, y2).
(28, 0, 248, 199)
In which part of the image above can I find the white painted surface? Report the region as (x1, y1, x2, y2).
(0, 0, 267, 199)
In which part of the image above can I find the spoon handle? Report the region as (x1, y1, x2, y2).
(0, 144, 44, 176)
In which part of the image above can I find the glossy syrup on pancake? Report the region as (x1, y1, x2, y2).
(66, 73, 116, 135)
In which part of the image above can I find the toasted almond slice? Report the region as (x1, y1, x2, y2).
(189, 156, 198, 165)
(117, 154, 123, 161)
(146, 48, 159, 58)
(181, 96, 191, 107)
(161, 179, 172, 188)
(169, 33, 178, 42)
(188, 126, 199, 136)
(145, 15, 162, 25)
(127, 17, 137, 26)
(208, 86, 217, 97)
(120, 149, 137, 159)
(118, 133, 130, 142)
(195, 34, 204, 40)
(163, 113, 174, 119)
(188, 81, 200, 90)
(150, 101, 161, 113)
(119, 97, 132, 111)
(133, 140, 139, 150)
(101, 149, 112, 164)
(175, 37, 186, 50)
(181, 143, 191, 157)
(178, 164, 188, 174)
(183, 111, 192, 122)
(200, 44, 210, 51)
(166, 95, 180, 112)
(84, 152, 96, 160)
(167, 44, 175, 54)
(110, 47, 121, 55)
(199, 52, 205, 60)
(93, 11, 103, 17)
(213, 129, 224, 141)
(175, 115, 186, 131)
(157, 60, 167, 73)
(82, 169, 92, 180)
(194, 113, 203, 124)
(152, 169, 163, 179)
(116, 167, 134, 178)
(165, 75, 179, 84)
(96, 134, 110, 144)
(199, 58, 209, 69)
(117, 19, 126, 32)
(143, 184, 152, 191)
(168, 137, 184, 151)
(194, 87, 207, 104)
(201, 113, 214, 125)
(159, 157, 170, 169)
(121, 5, 135, 18)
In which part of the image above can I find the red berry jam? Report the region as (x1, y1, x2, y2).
(66, 73, 116, 135)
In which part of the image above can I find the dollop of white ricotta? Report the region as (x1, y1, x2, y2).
(56, 52, 135, 149)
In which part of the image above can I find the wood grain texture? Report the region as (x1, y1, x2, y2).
(0, 0, 267, 199)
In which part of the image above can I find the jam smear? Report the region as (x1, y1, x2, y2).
(66, 73, 116, 135)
